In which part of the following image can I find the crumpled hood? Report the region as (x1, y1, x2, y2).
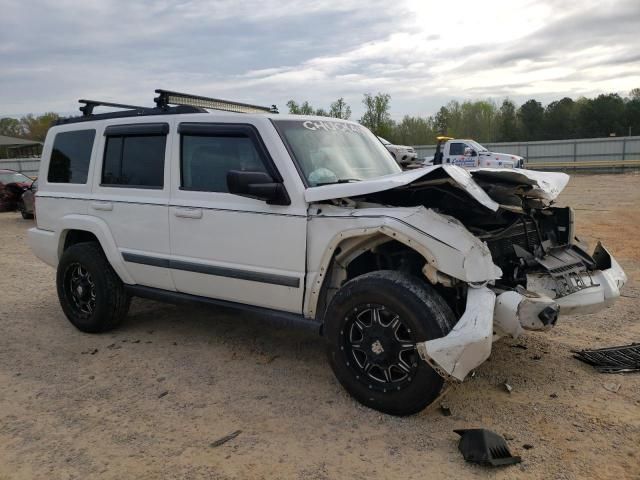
(304, 165, 569, 210)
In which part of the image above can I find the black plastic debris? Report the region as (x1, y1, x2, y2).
(454, 429, 522, 467)
(572, 343, 640, 373)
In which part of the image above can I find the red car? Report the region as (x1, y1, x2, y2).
(0, 169, 34, 216)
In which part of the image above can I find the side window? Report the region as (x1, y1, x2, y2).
(449, 142, 465, 156)
(102, 124, 167, 188)
(47, 129, 96, 183)
(181, 134, 268, 193)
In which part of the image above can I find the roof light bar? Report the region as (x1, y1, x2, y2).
(154, 89, 278, 114)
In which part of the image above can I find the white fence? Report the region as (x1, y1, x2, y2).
(414, 135, 640, 167)
(0, 158, 41, 178)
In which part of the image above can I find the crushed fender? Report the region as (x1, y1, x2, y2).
(454, 429, 522, 467)
(572, 343, 640, 373)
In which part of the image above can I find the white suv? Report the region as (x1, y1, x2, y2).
(28, 90, 627, 416)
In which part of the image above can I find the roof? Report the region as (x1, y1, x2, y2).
(0, 135, 42, 147)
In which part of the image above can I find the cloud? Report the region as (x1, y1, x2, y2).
(1, 0, 639, 118)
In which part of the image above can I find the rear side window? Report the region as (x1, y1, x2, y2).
(102, 124, 167, 188)
(449, 143, 465, 156)
(180, 131, 269, 193)
(47, 130, 96, 183)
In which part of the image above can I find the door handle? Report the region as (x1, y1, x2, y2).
(173, 207, 203, 219)
(91, 201, 113, 211)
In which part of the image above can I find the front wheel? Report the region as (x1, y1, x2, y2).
(325, 270, 456, 416)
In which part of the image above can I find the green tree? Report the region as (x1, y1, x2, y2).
(576, 94, 625, 137)
(0, 117, 25, 138)
(391, 115, 436, 145)
(329, 98, 351, 119)
(20, 112, 60, 141)
(286, 100, 316, 115)
(359, 93, 394, 137)
(517, 100, 544, 140)
(543, 97, 576, 139)
(433, 106, 450, 134)
(625, 90, 640, 137)
(496, 99, 518, 142)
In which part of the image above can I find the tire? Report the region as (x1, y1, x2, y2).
(18, 200, 33, 219)
(56, 242, 131, 333)
(325, 270, 456, 416)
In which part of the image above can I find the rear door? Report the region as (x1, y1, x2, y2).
(91, 120, 175, 290)
(168, 120, 307, 313)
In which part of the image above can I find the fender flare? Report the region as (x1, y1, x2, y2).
(303, 225, 440, 319)
(58, 214, 134, 284)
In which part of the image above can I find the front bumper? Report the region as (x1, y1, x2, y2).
(417, 243, 626, 381)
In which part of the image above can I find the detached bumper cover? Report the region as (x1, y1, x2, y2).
(417, 243, 626, 382)
(416, 287, 495, 381)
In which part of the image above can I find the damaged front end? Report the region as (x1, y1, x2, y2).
(332, 166, 627, 381)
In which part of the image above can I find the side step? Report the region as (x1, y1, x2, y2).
(125, 284, 320, 333)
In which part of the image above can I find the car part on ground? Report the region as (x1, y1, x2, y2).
(454, 429, 522, 467)
(572, 343, 640, 373)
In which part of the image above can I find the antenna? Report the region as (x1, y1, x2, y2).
(154, 89, 278, 114)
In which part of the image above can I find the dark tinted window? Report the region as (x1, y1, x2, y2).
(181, 135, 267, 192)
(449, 142, 465, 156)
(102, 135, 166, 188)
(48, 130, 96, 183)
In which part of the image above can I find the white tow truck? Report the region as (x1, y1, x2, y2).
(430, 136, 526, 168)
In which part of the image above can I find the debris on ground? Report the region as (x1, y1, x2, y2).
(210, 430, 242, 448)
(440, 404, 452, 417)
(603, 382, 621, 393)
(454, 429, 521, 467)
(503, 382, 513, 393)
(522, 444, 534, 450)
(572, 343, 640, 373)
(157, 391, 168, 399)
(511, 344, 528, 350)
(81, 348, 98, 355)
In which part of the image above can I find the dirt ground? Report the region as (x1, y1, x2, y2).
(1, 173, 639, 480)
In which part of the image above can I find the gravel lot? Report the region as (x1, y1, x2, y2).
(1, 173, 639, 480)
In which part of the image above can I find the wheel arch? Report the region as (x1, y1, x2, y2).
(57, 214, 134, 284)
(304, 226, 448, 322)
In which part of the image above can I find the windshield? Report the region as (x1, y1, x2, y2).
(274, 120, 401, 186)
(0, 172, 31, 184)
(467, 140, 488, 152)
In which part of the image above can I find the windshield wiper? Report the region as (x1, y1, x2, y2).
(315, 178, 362, 186)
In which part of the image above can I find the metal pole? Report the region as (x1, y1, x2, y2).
(573, 141, 577, 163)
(622, 138, 626, 161)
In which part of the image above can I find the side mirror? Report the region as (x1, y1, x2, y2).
(226, 170, 290, 206)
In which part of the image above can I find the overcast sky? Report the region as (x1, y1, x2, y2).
(2, 0, 639, 119)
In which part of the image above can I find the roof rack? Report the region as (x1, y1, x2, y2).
(54, 89, 278, 126)
(78, 99, 149, 116)
(154, 89, 279, 114)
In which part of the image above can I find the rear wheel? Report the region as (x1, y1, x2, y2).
(56, 242, 131, 333)
(325, 270, 455, 416)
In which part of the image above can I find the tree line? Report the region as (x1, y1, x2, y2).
(286, 88, 640, 145)
(1, 89, 639, 150)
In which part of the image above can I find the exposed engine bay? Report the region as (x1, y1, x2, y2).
(339, 167, 604, 300)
